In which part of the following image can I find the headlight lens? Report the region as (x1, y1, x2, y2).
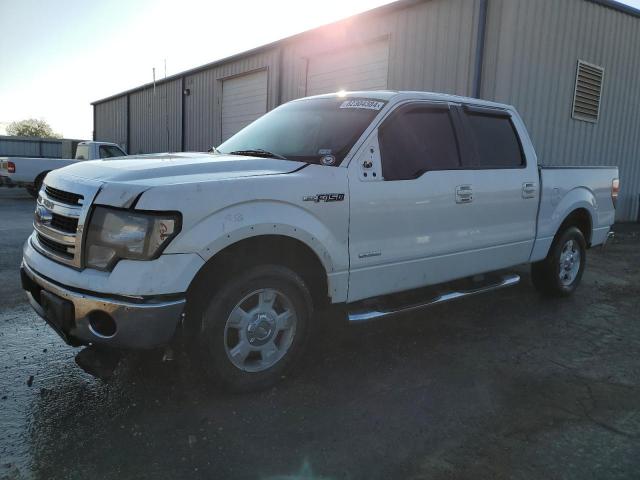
(85, 206, 181, 270)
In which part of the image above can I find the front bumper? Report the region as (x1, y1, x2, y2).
(21, 261, 185, 349)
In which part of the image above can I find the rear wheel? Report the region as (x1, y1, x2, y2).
(197, 265, 313, 392)
(531, 226, 586, 297)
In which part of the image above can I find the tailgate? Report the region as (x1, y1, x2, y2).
(0, 158, 8, 175)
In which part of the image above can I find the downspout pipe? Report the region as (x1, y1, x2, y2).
(92, 105, 96, 141)
(126, 94, 131, 153)
(276, 45, 284, 107)
(181, 76, 186, 152)
(472, 0, 488, 99)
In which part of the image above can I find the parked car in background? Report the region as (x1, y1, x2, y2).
(20, 91, 619, 392)
(0, 141, 126, 197)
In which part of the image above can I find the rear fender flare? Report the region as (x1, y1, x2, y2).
(531, 186, 596, 261)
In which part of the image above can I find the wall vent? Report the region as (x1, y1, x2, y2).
(572, 60, 604, 123)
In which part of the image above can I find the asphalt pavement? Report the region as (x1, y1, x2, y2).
(1, 187, 639, 480)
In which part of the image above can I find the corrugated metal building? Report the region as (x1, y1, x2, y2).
(0, 135, 84, 159)
(92, 0, 640, 221)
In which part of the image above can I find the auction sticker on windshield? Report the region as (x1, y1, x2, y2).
(340, 99, 385, 110)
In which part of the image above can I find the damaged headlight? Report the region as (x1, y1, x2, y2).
(85, 206, 181, 270)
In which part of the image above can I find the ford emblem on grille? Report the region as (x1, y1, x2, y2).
(35, 205, 53, 224)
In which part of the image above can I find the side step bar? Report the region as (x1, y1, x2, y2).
(348, 274, 520, 323)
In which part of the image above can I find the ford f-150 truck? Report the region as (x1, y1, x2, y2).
(0, 141, 126, 197)
(21, 91, 619, 391)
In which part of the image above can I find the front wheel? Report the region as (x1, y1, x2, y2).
(531, 226, 587, 297)
(198, 265, 313, 392)
(26, 172, 47, 199)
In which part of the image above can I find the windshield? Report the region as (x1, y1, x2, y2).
(217, 97, 386, 165)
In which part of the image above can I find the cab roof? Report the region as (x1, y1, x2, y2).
(300, 90, 515, 111)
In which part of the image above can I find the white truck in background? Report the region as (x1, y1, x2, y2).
(20, 91, 619, 392)
(0, 141, 126, 197)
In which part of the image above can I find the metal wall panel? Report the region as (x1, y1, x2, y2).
(40, 141, 62, 158)
(0, 138, 40, 157)
(482, 0, 640, 220)
(306, 40, 390, 95)
(280, 0, 479, 102)
(184, 50, 280, 150)
(221, 70, 269, 141)
(129, 79, 182, 154)
(0, 137, 62, 158)
(94, 96, 128, 151)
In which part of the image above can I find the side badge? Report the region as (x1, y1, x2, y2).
(303, 193, 345, 203)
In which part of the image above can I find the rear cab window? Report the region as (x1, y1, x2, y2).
(459, 105, 525, 168)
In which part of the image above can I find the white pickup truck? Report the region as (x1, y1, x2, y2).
(21, 91, 619, 391)
(0, 141, 126, 197)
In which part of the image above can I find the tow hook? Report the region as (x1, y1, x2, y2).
(75, 346, 122, 380)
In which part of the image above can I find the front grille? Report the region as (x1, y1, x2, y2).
(45, 185, 84, 206)
(37, 233, 73, 259)
(34, 181, 97, 268)
(50, 213, 78, 233)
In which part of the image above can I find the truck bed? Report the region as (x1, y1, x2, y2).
(531, 165, 618, 261)
(0, 156, 77, 186)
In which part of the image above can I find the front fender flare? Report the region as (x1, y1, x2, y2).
(166, 199, 348, 277)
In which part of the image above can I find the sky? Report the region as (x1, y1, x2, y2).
(1, 0, 639, 140)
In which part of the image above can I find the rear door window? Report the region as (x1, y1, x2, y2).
(379, 104, 460, 181)
(461, 107, 525, 168)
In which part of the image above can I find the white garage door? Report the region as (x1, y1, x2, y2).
(306, 40, 389, 96)
(221, 70, 268, 141)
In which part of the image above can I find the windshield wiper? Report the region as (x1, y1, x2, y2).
(228, 149, 289, 160)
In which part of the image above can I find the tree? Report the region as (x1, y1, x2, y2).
(6, 118, 61, 138)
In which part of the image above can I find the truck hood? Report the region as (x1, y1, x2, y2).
(58, 152, 305, 184)
(44, 152, 308, 208)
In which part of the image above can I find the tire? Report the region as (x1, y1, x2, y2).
(27, 172, 47, 199)
(531, 226, 587, 297)
(197, 265, 313, 392)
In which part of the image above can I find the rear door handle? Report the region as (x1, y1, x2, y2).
(455, 185, 473, 204)
(522, 182, 537, 199)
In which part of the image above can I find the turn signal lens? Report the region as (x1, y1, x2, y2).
(611, 178, 620, 208)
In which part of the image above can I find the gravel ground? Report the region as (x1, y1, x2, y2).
(1, 187, 639, 480)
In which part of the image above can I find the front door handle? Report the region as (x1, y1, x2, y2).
(522, 182, 537, 199)
(455, 185, 473, 204)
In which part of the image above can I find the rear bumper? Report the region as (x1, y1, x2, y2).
(0, 175, 16, 187)
(21, 261, 185, 349)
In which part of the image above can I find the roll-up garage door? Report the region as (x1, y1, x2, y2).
(306, 40, 389, 96)
(221, 70, 268, 141)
